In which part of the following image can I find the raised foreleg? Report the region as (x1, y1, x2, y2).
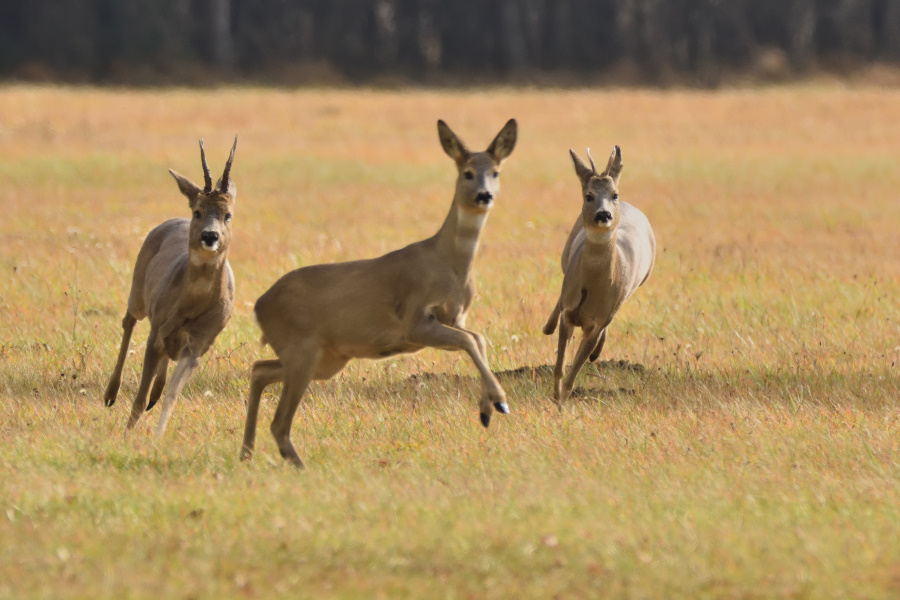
(407, 316, 508, 427)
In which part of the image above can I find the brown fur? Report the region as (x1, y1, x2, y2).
(242, 119, 517, 468)
(543, 146, 656, 401)
(103, 138, 238, 436)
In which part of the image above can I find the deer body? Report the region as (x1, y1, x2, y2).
(242, 119, 517, 467)
(103, 138, 238, 436)
(543, 146, 655, 401)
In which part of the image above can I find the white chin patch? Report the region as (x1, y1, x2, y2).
(457, 207, 488, 231)
(585, 228, 614, 243)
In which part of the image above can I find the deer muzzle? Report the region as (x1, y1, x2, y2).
(200, 230, 220, 250)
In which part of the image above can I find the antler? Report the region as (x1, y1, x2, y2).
(199, 139, 212, 193)
(219, 135, 238, 194)
(586, 147, 597, 174)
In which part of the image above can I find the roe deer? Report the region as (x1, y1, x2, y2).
(543, 146, 655, 401)
(103, 137, 238, 436)
(241, 119, 517, 467)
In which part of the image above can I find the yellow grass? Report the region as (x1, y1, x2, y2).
(1, 84, 899, 598)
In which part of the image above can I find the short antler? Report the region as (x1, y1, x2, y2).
(219, 136, 238, 194)
(199, 139, 213, 193)
(586, 148, 597, 174)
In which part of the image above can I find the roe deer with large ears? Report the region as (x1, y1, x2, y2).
(543, 146, 655, 401)
(103, 137, 238, 436)
(242, 119, 517, 468)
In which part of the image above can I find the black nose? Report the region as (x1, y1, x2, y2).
(475, 191, 493, 205)
(595, 211, 612, 224)
(200, 231, 219, 245)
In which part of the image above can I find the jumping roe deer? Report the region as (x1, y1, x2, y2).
(241, 119, 517, 467)
(543, 146, 655, 401)
(103, 137, 238, 436)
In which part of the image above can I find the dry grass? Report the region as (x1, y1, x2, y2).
(1, 84, 899, 598)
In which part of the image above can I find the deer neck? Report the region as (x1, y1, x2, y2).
(183, 247, 229, 311)
(581, 228, 621, 290)
(434, 198, 488, 275)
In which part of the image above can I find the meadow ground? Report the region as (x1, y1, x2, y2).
(0, 84, 899, 598)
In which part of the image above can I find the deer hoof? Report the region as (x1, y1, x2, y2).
(480, 412, 491, 428)
(494, 402, 509, 415)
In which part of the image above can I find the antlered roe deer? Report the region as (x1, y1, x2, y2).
(543, 146, 655, 401)
(242, 119, 517, 467)
(103, 138, 238, 436)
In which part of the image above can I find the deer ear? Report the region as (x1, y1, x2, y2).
(169, 169, 202, 206)
(437, 120, 470, 163)
(603, 145, 623, 184)
(486, 118, 517, 162)
(569, 149, 594, 186)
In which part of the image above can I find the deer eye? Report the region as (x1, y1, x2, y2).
(193, 210, 201, 219)
(612, 193, 619, 201)
(585, 193, 594, 202)
(464, 171, 474, 180)
(225, 213, 232, 222)
(492, 171, 499, 178)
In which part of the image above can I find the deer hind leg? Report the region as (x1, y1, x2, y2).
(126, 329, 164, 431)
(154, 354, 200, 437)
(553, 315, 573, 401)
(408, 317, 507, 428)
(241, 359, 284, 461)
(104, 312, 138, 407)
(560, 326, 604, 402)
(146, 356, 170, 412)
(589, 328, 608, 362)
(270, 344, 322, 468)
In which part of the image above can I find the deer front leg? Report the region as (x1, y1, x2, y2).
(553, 315, 573, 401)
(589, 328, 608, 362)
(241, 359, 284, 461)
(543, 301, 561, 336)
(104, 312, 137, 407)
(560, 325, 604, 401)
(407, 316, 508, 427)
(126, 329, 164, 431)
(146, 356, 170, 411)
(154, 353, 200, 437)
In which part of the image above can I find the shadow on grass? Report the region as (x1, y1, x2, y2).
(402, 360, 648, 403)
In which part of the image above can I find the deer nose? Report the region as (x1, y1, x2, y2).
(475, 191, 493, 205)
(200, 231, 219, 246)
(595, 211, 613, 224)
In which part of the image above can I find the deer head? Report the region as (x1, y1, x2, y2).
(570, 145, 623, 242)
(169, 137, 238, 263)
(438, 119, 517, 216)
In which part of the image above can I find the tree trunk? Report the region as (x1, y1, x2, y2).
(211, 0, 232, 69)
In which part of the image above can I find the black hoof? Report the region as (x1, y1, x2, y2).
(589, 354, 599, 362)
(494, 402, 509, 415)
(145, 399, 158, 412)
(104, 398, 115, 408)
(480, 412, 491, 428)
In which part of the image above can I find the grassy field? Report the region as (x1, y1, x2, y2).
(1, 84, 899, 598)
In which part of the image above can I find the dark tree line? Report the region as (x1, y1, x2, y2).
(1, 0, 898, 84)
